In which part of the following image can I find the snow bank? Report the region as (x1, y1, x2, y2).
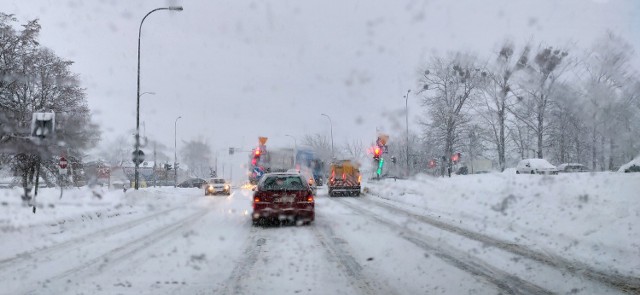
(0, 186, 194, 228)
(364, 172, 640, 277)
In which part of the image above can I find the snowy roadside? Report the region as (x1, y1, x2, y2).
(0, 186, 200, 229)
(363, 172, 640, 277)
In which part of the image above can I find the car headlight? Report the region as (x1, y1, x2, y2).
(207, 186, 214, 191)
(224, 185, 230, 190)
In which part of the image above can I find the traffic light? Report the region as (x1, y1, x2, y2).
(165, 164, 172, 170)
(451, 152, 461, 164)
(428, 159, 436, 169)
(377, 157, 384, 176)
(252, 147, 261, 166)
(373, 146, 381, 160)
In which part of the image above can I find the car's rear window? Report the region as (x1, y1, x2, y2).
(211, 179, 225, 184)
(261, 175, 306, 190)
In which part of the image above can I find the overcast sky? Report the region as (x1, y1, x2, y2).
(5, 0, 639, 179)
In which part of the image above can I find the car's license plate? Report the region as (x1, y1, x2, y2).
(276, 196, 294, 203)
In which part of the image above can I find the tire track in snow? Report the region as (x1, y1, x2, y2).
(333, 197, 553, 295)
(218, 226, 263, 295)
(23, 207, 210, 294)
(311, 222, 399, 295)
(0, 205, 183, 270)
(357, 195, 640, 294)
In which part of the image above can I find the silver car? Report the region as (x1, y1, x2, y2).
(516, 159, 558, 175)
(205, 178, 231, 196)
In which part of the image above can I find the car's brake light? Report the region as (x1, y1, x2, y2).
(307, 195, 314, 203)
(254, 196, 260, 203)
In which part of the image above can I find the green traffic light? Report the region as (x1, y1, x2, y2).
(377, 158, 384, 175)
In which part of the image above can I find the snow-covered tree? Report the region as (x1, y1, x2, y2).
(509, 45, 570, 159)
(0, 13, 99, 199)
(180, 138, 212, 178)
(478, 41, 530, 171)
(580, 32, 639, 170)
(419, 52, 487, 171)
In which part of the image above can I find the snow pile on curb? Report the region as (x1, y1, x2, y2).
(363, 172, 640, 277)
(0, 187, 192, 228)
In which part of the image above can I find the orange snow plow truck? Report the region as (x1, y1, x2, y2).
(328, 160, 361, 197)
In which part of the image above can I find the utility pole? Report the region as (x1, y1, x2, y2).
(404, 89, 411, 177)
(174, 116, 181, 187)
(153, 142, 157, 187)
(321, 113, 334, 159)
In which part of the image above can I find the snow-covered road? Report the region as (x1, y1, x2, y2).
(0, 172, 638, 294)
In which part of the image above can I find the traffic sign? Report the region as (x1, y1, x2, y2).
(132, 150, 145, 165)
(31, 112, 56, 140)
(59, 157, 68, 169)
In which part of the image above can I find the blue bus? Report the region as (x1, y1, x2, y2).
(295, 148, 325, 186)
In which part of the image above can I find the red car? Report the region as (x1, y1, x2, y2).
(252, 173, 315, 226)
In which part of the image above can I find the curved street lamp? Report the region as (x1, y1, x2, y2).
(139, 91, 156, 98)
(321, 113, 334, 159)
(134, 6, 183, 190)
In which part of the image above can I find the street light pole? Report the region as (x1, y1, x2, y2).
(174, 116, 182, 187)
(285, 134, 297, 167)
(404, 89, 411, 176)
(321, 113, 334, 159)
(135, 6, 183, 190)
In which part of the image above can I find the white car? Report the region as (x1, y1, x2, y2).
(516, 159, 558, 175)
(205, 178, 231, 196)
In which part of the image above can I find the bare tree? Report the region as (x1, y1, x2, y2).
(301, 133, 334, 163)
(546, 83, 585, 164)
(478, 41, 530, 170)
(0, 14, 99, 199)
(180, 138, 212, 179)
(419, 52, 487, 172)
(509, 45, 569, 159)
(342, 138, 366, 164)
(580, 32, 638, 170)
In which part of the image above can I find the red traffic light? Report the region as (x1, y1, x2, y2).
(254, 148, 261, 156)
(374, 147, 381, 156)
(451, 152, 461, 163)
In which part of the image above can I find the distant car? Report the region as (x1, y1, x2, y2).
(252, 172, 315, 226)
(557, 163, 590, 173)
(618, 158, 640, 173)
(516, 159, 558, 175)
(455, 166, 469, 175)
(177, 178, 207, 188)
(205, 178, 231, 196)
(624, 165, 640, 173)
